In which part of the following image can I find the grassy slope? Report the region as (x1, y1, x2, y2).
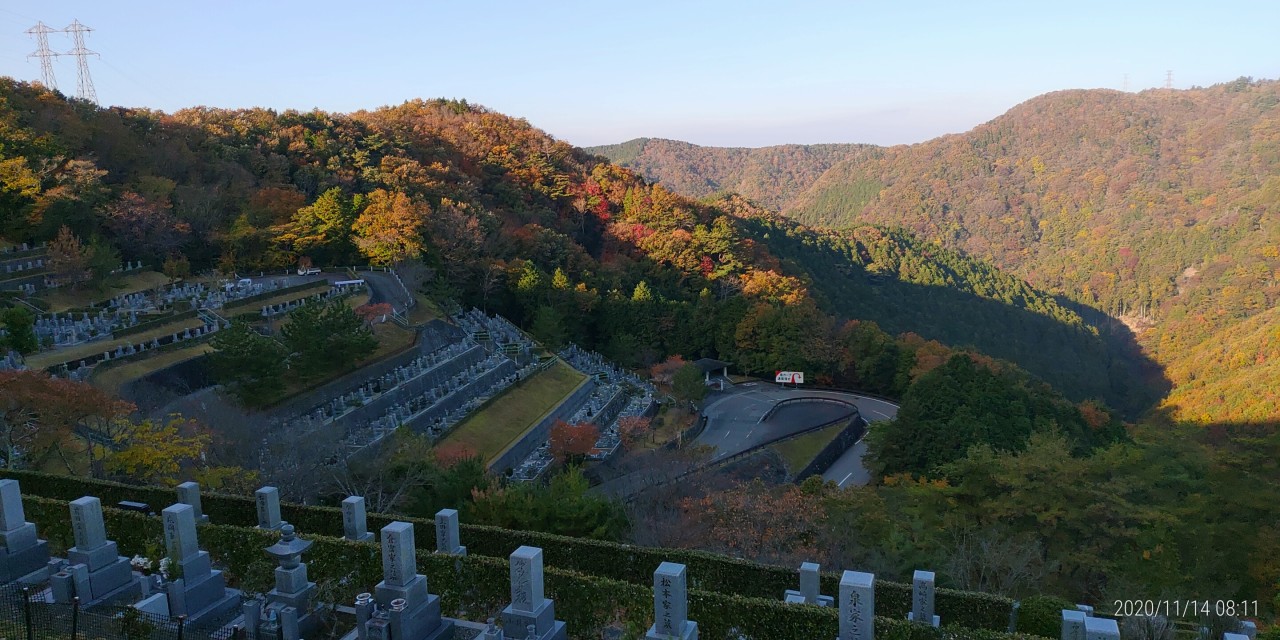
(770, 422, 845, 474)
(440, 360, 586, 464)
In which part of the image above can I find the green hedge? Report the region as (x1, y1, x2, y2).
(1, 471, 1017, 633)
(221, 281, 330, 312)
(111, 309, 200, 339)
(19, 494, 1043, 640)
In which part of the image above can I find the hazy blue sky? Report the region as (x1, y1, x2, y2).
(2, 1, 1277, 148)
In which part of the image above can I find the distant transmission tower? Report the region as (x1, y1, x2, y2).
(63, 20, 99, 103)
(25, 22, 60, 90)
(1165, 70, 1173, 90)
(1123, 73, 1129, 92)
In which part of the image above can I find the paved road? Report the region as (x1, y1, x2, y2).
(820, 393, 899, 488)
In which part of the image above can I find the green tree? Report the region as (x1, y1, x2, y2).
(276, 187, 358, 265)
(209, 321, 288, 407)
(0, 308, 38, 354)
(86, 236, 121, 290)
(281, 300, 378, 379)
(671, 362, 707, 406)
(529, 305, 566, 349)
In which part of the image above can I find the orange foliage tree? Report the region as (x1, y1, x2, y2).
(548, 420, 599, 463)
(678, 480, 824, 565)
(0, 370, 133, 471)
(616, 415, 652, 447)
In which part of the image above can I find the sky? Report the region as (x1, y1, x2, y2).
(2, 1, 1278, 148)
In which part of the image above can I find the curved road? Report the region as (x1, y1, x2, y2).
(696, 380, 899, 488)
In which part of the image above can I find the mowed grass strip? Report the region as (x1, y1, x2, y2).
(439, 360, 586, 464)
(770, 422, 845, 474)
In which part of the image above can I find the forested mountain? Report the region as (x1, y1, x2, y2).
(783, 78, 1280, 422)
(4, 78, 1280, 612)
(0, 78, 1142, 410)
(586, 137, 876, 210)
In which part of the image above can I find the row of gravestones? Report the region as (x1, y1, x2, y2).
(1061, 607, 1258, 640)
(283, 340, 481, 436)
(258, 286, 351, 318)
(0, 241, 45, 255)
(35, 310, 138, 347)
(454, 308, 535, 354)
(559, 343, 657, 396)
(6, 479, 1260, 640)
(2, 258, 45, 274)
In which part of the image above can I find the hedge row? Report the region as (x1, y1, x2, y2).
(221, 281, 330, 312)
(111, 308, 200, 339)
(20, 495, 1043, 640)
(1, 470, 1016, 632)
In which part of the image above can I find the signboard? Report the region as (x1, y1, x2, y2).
(775, 371, 804, 384)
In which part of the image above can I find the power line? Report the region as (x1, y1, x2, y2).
(63, 19, 99, 103)
(25, 21, 60, 90)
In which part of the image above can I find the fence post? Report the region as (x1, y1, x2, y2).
(177, 614, 187, 640)
(21, 586, 33, 640)
(71, 596, 80, 640)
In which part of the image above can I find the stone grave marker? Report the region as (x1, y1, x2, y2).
(160, 503, 240, 625)
(434, 508, 466, 555)
(256, 486, 282, 530)
(0, 479, 51, 584)
(1061, 609, 1088, 640)
(1084, 617, 1120, 640)
(342, 496, 374, 542)
(502, 546, 566, 639)
(176, 482, 209, 524)
(784, 561, 833, 607)
(50, 496, 139, 605)
(356, 521, 453, 640)
(839, 570, 874, 640)
(645, 562, 696, 640)
(908, 569, 939, 627)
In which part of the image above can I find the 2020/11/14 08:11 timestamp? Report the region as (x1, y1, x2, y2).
(1112, 600, 1259, 618)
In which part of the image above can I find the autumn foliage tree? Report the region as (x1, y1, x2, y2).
(679, 480, 824, 565)
(105, 415, 212, 485)
(0, 370, 132, 471)
(46, 225, 90, 287)
(548, 420, 599, 464)
(353, 189, 426, 266)
(616, 415, 652, 447)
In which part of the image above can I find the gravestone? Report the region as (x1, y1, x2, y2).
(256, 486, 282, 530)
(645, 562, 696, 640)
(242, 523, 318, 640)
(1240, 622, 1258, 640)
(1084, 617, 1120, 640)
(342, 496, 374, 542)
(838, 571, 874, 640)
(501, 546, 566, 640)
(784, 561, 833, 607)
(176, 482, 209, 524)
(434, 509, 466, 556)
(50, 497, 140, 606)
(161, 503, 240, 625)
(355, 521, 453, 640)
(1227, 633, 1251, 640)
(1061, 609, 1088, 640)
(0, 479, 50, 584)
(907, 570, 939, 627)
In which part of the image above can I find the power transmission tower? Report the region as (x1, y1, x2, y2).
(1123, 73, 1129, 92)
(25, 22, 60, 91)
(1165, 70, 1173, 90)
(64, 20, 99, 103)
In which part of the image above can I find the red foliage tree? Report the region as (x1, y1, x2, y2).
(548, 420, 599, 463)
(616, 415, 652, 448)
